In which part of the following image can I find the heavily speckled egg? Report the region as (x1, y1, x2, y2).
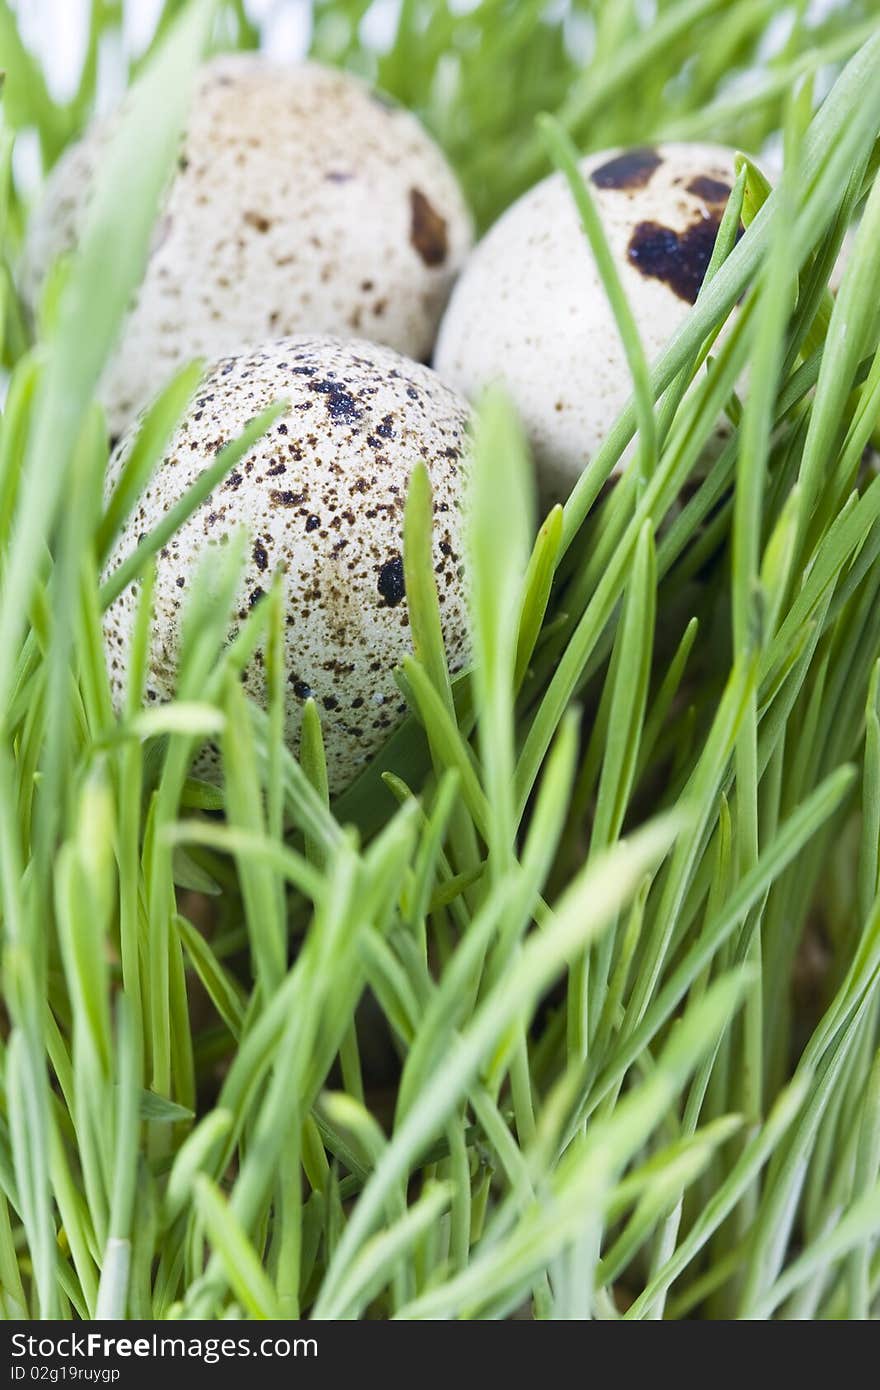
(24, 55, 473, 436)
(103, 336, 471, 793)
(434, 143, 745, 503)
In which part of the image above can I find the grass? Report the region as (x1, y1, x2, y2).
(0, 0, 879, 1320)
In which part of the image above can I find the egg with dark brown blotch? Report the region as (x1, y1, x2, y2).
(435, 143, 754, 503)
(24, 55, 473, 436)
(103, 336, 471, 793)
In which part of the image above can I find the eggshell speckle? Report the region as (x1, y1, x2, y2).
(103, 336, 471, 793)
(434, 143, 744, 503)
(25, 56, 473, 436)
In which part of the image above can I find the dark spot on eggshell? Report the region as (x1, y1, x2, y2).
(377, 555, 406, 608)
(325, 170, 354, 183)
(687, 174, 732, 203)
(243, 210, 273, 234)
(409, 189, 448, 267)
(253, 539, 269, 571)
(309, 377, 364, 425)
(627, 211, 740, 304)
(270, 489, 307, 507)
(591, 148, 662, 191)
(291, 677, 312, 699)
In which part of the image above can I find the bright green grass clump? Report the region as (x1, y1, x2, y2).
(0, 0, 880, 1321)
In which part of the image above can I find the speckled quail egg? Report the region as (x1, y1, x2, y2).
(103, 335, 471, 793)
(434, 143, 747, 503)
(24, 55, 473, 436)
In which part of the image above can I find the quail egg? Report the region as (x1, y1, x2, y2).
(434, 143, 747, 503)
(103, 335, 471, 793)
(25, 55, 473, 436)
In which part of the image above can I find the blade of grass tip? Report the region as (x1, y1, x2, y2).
(403, 460, 455, 713)
(164, 1110, 233, 1228)
(467, 388, 532, 878)
(95, 1000, 140, 1320)
(0, 0, 216, 720)
(314, 810, 686, 1317)
(100, 401, 287, 609)
(538, 115, 658, 487)
(401, 656, 488, 836)
(96, 359, 204, 564)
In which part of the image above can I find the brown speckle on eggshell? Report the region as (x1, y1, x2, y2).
(102, 336, 472, 793)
